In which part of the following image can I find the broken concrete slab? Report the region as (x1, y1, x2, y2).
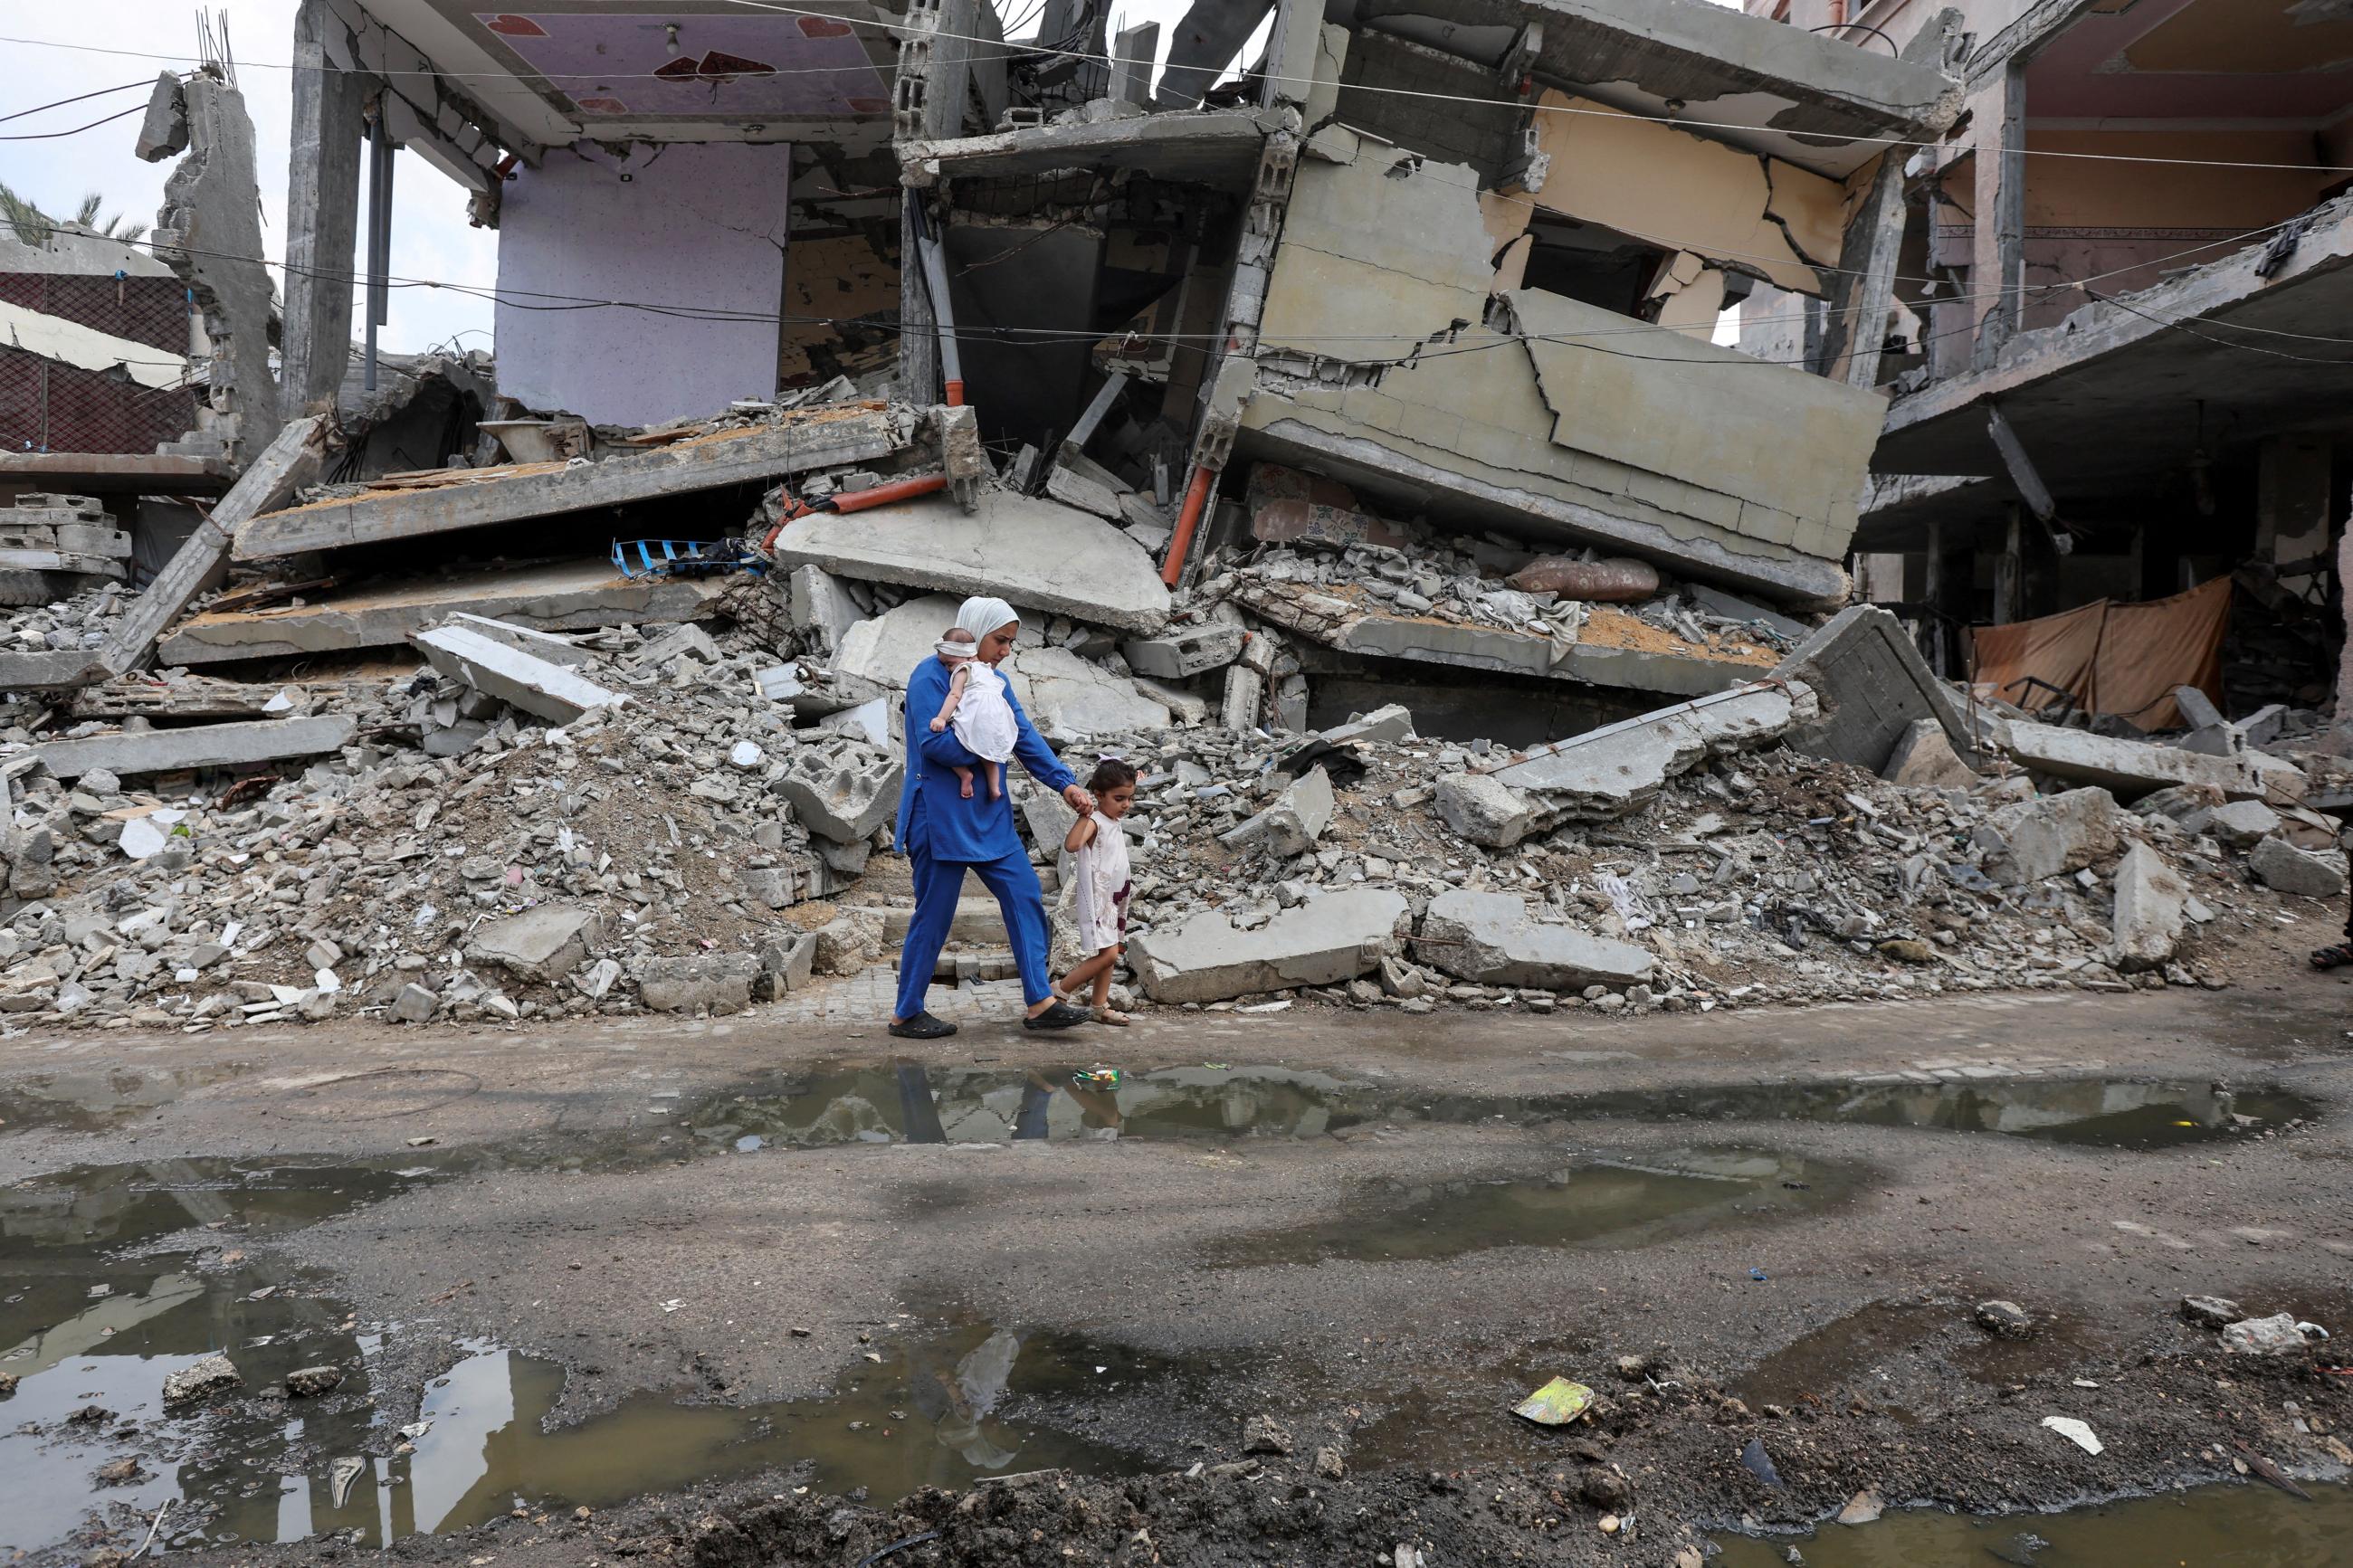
(430, 614, 597, 668)
(1415, 888, 1655, 991)
(157, 558, 719, 667)
(0, 416, 327, 694)
(1246, 462, 1410, 549)
(1121, 622, 1246, 680)
(1435, 772, 1535, 848)
(2110, 842, 2186, 974)
(2249, 836, 2348, 898)
(1687, 584, 1808, 642)
(1005, 645, 1171, 740)
(1220, 766, 1334, 858)
(1448, 680, 1816, 848)
(1772, 605, 1974, 774)
(1043, 461, 1124, 522)
(235, 408, 907, 559)
(770, 484, 1171, 635)
(834, 593, 964, 689)
(1986, 787, 2122, 885)
(465, 904, 600, 982)
(30, 714, 357, 780)
(1320, 704, 1415, 746)
(413, 623, 626, 726)
(776, 738, 903, 843)
(1127, 888, 1408, 1004)
(1881, 717, 1977, 788)
(638, 623, 720, 670)
(2000, 719, 2299, 804)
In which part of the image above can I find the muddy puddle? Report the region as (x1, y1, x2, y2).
(1212, 1148, 1853, 1267)
(1712, 1480, 2353, 1566)
(0, 1156, 1173, 1555)
(1568, 1079, 2314, 1150)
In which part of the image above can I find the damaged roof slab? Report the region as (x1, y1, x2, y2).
(155, 557, 726, 667)
(1874, 192, 2353, 489)
(1358, 0, 1960, 176)
(232, 407, 908, 561)
(899, 108, 1284, 185)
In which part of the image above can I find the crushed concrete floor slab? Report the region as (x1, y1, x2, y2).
(1232, 578, 1775, 698)
(157, 558, 723, 666)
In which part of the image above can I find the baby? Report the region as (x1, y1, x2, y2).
(929, 626, 1015, 800)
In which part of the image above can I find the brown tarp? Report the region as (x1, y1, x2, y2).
(1968, 575, 2231, 730)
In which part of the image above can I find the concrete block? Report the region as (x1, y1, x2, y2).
(31, 714, 357, 780)
(1773, 605, 1974, 775)
(1221, 663, 1265, 731)
(638, 622, 719, 669)
(786, 564, 864, 653)
(2186, 799, 2281, 849)
(1881, 717, 1977, 788)
(1129, 889, 1408, 1004)
(753, 931, 818, 1000)
(635, 952, 759, 1013)
(1133, 676, 1208, 726)
(1320, 703, 1415, 746)
(2172, 685, 2226, 732)
(1220, 766, 1334, 858)
(2110, 842, 2186, 974)
(1122, 622, 1246, 679)
(776, 738, 903, 843)
(1043, 462, 1124, 520)
(2249, 836, 2348, 898)
(1463, 681, 1815, 845)
(1415, 888, 1654, 990)
(413, 623, 624, 726)
(392, 983, 439, 1022)
(2000, 720, 2295, 804)
(740, 866, 799, 908)
(1434, 772, 1534, 849)
(771, 485, 1170, 635)
(465, 904, 601, 982)
(1986, 787, 2122, 885)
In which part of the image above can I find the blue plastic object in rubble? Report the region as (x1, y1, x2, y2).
(610, 538, 763, 579)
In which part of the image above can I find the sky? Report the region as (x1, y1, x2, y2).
(1, 0, 1738, 359)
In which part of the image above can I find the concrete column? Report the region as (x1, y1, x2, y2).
(281, 0, 367, 420)
(1922, 517, 1951, 675)
(1969, 62, 2025, 369)
(2256, 435, 2332, 595)
(1816, 148, 1908, 385)
(1993, 504, 2024, 626)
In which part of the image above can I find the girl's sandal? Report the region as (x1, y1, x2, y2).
(2311, 943, 2353, 971)
(1095, 1008, 1132, 1027)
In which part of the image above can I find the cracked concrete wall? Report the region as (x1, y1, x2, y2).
(1520, 90, 1847, 296)
(1243, 131, 1883, 603)
(148, 75, 280, 469)
(493, 142, 791, 425)
(1331, 32, 1521, 178)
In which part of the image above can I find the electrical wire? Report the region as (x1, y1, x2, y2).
(0, 101, 148, 141)
(11, 22, 2353, 176)
(0, 75, 160, 126)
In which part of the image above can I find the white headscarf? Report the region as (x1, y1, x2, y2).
(953, 596, 1020, 646)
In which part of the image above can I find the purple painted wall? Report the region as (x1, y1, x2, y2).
(494, 141, 789, 427)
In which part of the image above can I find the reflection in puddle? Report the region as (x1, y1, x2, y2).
(0, 1157, 1165, 1555)
(689, 1060, 1440, 1146)
(1710, 1481, 2353, 1567)
(1211, 1148, 1852, 1267)
(0, 1063, 250, 1132)
(1568, 1079, 2314, 1150)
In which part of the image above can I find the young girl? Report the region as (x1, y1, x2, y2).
(1055, 756, 1138, 1025)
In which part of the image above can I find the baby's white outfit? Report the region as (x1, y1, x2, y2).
(1070, 809, 1131, 954)
(949, 660, 1018, 763)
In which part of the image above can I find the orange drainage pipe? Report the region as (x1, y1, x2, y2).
(944, 379, 966, 407)
(759, 472, 949, 552)
(1160, 462, 1215, 588)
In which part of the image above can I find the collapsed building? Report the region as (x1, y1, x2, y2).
(0, 0, 2345, 1031)
(1748, 0, 2353, 737)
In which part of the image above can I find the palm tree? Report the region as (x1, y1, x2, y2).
(0, 182, 147, 248)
